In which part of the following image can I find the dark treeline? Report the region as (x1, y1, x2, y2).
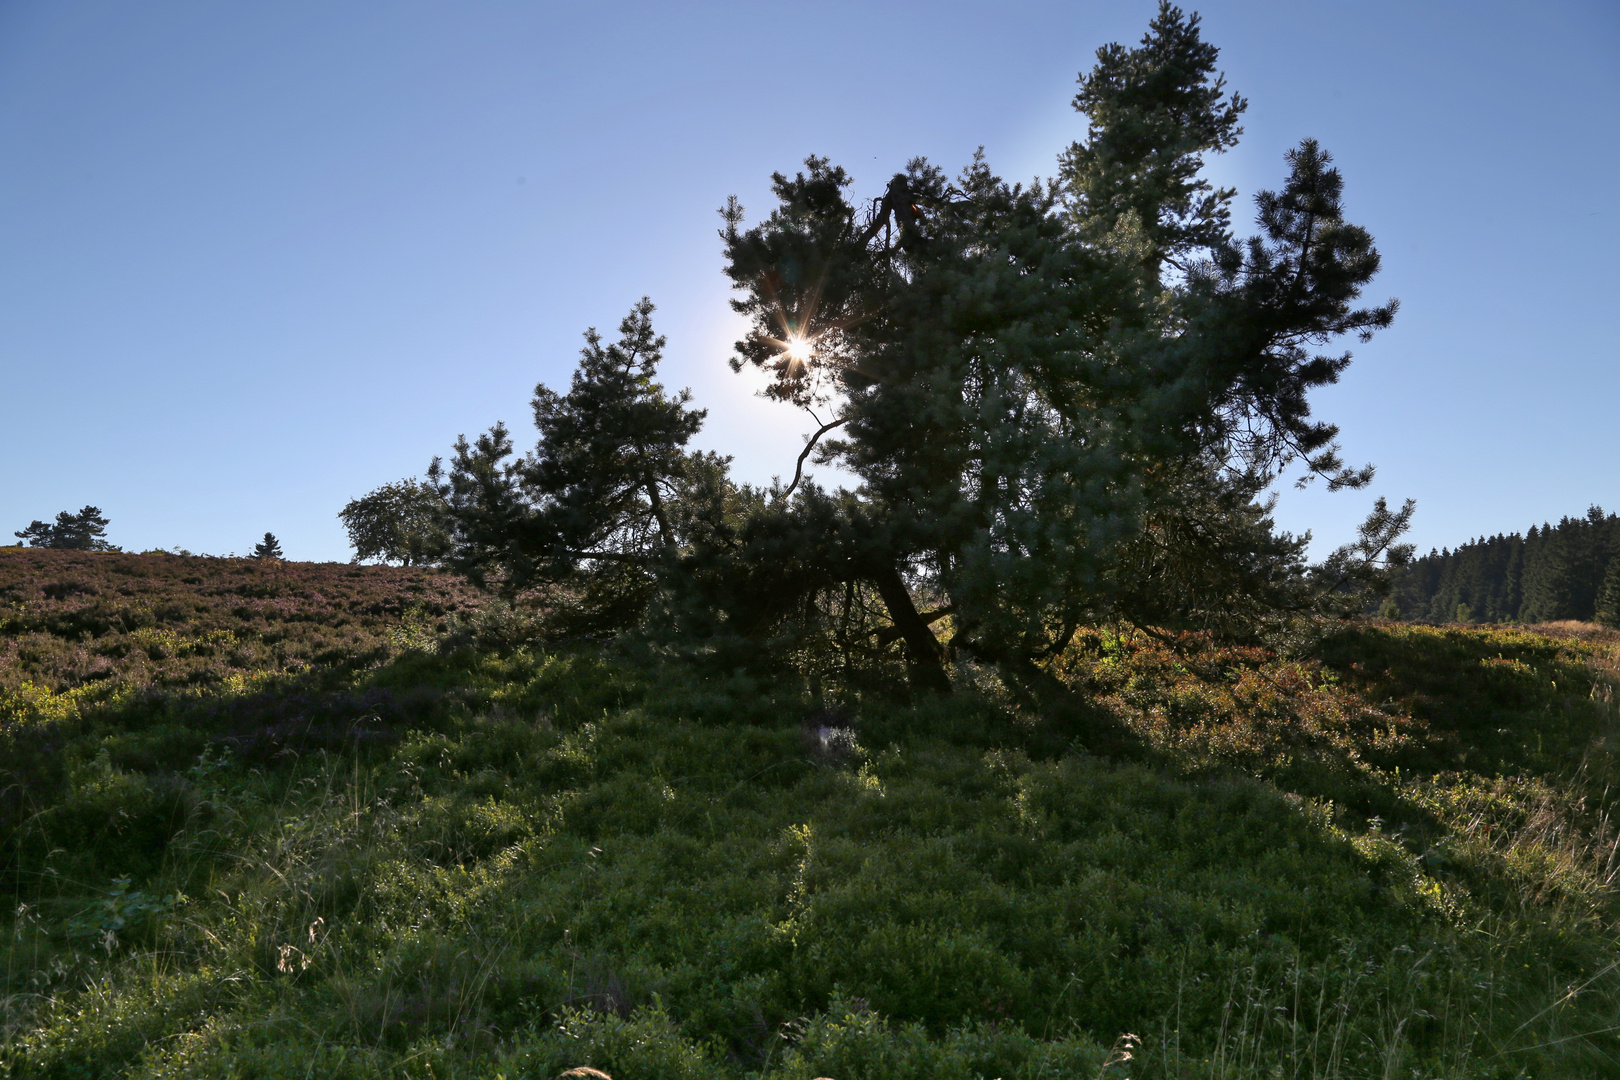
(1386, 506, 1620, 626)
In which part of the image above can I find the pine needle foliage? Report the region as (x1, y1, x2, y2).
(426, 299, 726, 633)
(13, 506, 116, 551)
(250, 533, 284, 560)
(716, 2, 1406, 693)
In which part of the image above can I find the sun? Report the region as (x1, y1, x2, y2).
(783, 334, 812, 364)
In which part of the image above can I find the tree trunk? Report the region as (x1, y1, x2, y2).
(642, 473, 676, 553)
(871, 564, 952, 696)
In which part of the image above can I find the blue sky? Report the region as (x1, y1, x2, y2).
(1, 1, 1616, 560)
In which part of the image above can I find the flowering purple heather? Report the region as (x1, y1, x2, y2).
(0, 548, 482, 696)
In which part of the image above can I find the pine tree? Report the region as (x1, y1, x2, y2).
(1596, 558, 1620, 629)
(13, 506, 115, 550)
(1388, 509, 1619, 624)
(251, 533, 284, 560)
(1523, 516, 1594, 622)
(12, 521, 53, 547)
(431, 299, 719, 629)
(1571, 506, 1612, 619)
(1504, 532, 1526, 619)
(718, 2, 1401, 691)
(524, 297, 704, 561)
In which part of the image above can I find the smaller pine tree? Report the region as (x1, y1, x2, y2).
(1597, 559, 1620, 629)
(251, 532, 284, 560)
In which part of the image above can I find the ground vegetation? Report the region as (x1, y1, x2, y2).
(0, 548, 479, 699)
(3, 556, 1620, 1077)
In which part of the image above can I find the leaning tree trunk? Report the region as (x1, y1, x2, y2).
(871, 564, 952, 696)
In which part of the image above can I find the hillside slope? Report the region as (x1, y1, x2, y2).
(0, 548, 479, 697)
(3, 559, 1620, 1078)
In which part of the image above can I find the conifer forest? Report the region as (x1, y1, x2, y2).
(1387, 507, 1620, 627)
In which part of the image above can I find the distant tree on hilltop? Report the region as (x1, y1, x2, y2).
(251, 532, 284, 560)
(340, 479, 450, 566)
(13, 506, 118, 551)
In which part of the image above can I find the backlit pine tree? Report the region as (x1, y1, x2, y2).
(430, 298, 728, 632)
(715, 2, 1407, 694)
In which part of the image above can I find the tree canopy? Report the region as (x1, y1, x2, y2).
(340, 479, 450, 566)
(14, 506, 116, 551)
(420, 298, 735, 634)
(1387, 506, 1620, 625)
(350, 3, 1411, 696)
(714, 2, 1407, 690)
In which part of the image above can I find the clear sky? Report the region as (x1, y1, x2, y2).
(2, 1, 1616, 561)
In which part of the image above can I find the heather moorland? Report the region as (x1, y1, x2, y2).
(4, 550, 1620, 1078)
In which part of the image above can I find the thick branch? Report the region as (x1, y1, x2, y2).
(871, 564, 952, 696)
(872, 606, 954, 645)
(641, 472, 676, 552)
